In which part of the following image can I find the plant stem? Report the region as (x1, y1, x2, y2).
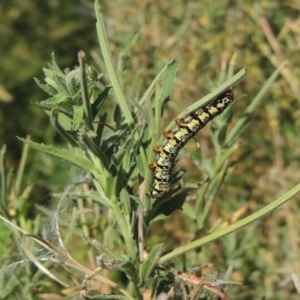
(78, 51, 94, 130)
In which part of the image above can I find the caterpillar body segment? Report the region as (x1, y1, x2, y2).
(145, 178, 171, 198)
(153, 168, 171, 183)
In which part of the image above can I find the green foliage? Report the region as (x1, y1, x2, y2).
(1, 0, 300, 299)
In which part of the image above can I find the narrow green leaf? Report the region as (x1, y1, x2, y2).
(149, 190, 188, 222)
(40, 93, 72, 106)
(17, 138, 102, 178)
(53, 110, 73, 131)
(161, 59, 178, 101)
(114, 104, 122, 128)
(139, 244, 164, 284)
(129, 195, 145, 209)
(50, 107, 78, 147)
(138, 62, 169, 108)
(154, 80, 164, 136)
(95, 2, 133, 127)
(95, 112, 108, 146)
(48, 53, 70, 97)
(33, 77, 56, 96)
(212, 142, 239, 174)
(79, 132, 109, 170)
(119, 188, 131, 220)
(91, 86, 111, 119)
(65, 69, 80, 97)
(115, 150, 136, 195)
(72, 105, 84, 131)
(124, 31, 140, 52)
(225, 63, 284, 146)
(112, 125, 137, 165)
(159, 183, 300, 263)
(170, 168, 187, 184)
(137, 123, 151, 179)
(65, 190, 112, 208)
(78, 51, 93, 130)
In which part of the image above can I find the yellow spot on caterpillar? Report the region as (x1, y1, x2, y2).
(186, 119, 201, 131)
(208, 106, 219, 115)
(198, 112, 210, 122)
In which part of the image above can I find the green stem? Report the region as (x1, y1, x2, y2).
(138, 64, 169, 108)
(0, 145, 7, 215)
(94, 1, 133, 126)
(94, 0, 148, 188)
(78, 51, 93, 130)
(14, 135, 31, 195)
(195, 143, 239, 221)
(159, 183, 300, 263)
(79, 131, 109, 170)
(113, 200, 138, 265)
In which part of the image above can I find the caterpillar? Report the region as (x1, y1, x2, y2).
(146, 89, 234, 198)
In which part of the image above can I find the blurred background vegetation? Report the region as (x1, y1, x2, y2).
(1, 0, 300, 299)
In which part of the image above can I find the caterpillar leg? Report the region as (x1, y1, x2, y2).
(163, 131, 174, 139)
(175, 119, 186, 127)
(153, 146, 163, 153)
(148, 162, 157, 169)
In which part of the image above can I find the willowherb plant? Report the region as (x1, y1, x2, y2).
(8, 1, 300, 299)
(18, 41, 243, 300)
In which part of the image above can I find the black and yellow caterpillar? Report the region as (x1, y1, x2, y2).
(146, 89, 234, 198)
